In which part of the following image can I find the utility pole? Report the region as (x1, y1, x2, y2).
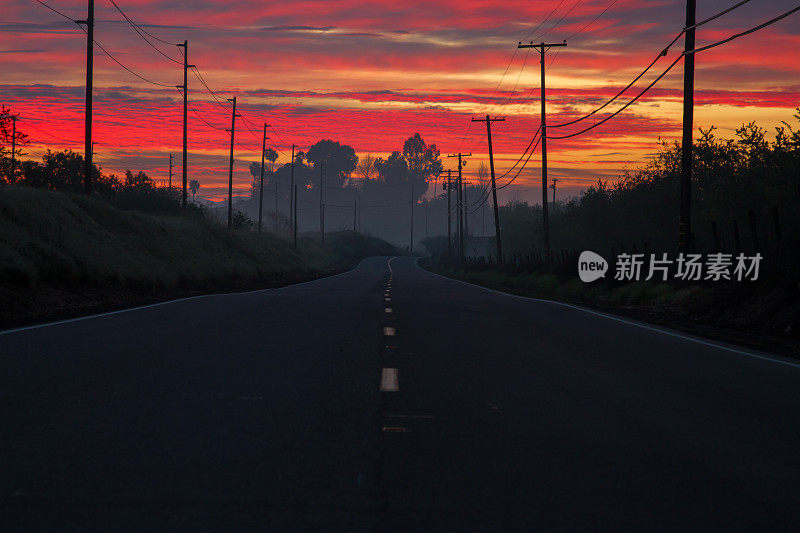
(274, 167, 279, 234)
(226, 96, 240, 228)
(77, 0, 94, 193)
(447, 153, 470, 262)
(679, 0, 696, 253)
(293, 184, 298, 248)
(518, 40, 566, 258)
(551, 178, 558, 204)
(9, 116, 17, 182)
(258, 123, 269, 232)
(168, 153, 173, 189)
(321, 203, 326, 247)
(472, 115, 505, 263)
(289, 144, 296, 233)
(410, 184, 414, 253)
(444, 169, 454, 258)
(177, 41, 193, 208)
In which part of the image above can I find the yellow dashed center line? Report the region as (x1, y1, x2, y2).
(380, 368, 399, 391)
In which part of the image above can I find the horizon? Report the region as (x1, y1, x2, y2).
(2, 0, 799, 203)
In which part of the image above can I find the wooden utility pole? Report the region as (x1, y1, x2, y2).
(226, 96, 239, 228)
(258, 123, 270, 232)
(168, 153, 173, 189)
(551, 177, 558, 204)
(77, 0, 94, 193)
(289, 144, 296, 233)
(448, 153, 470, 262)
(472, 115, 505, 263)
(321, 203, 326, 248)
(177, 40, 193, 208)
(518, 40, 566, 258)
(679, 0, 696, 253)
(443, 169, 455, 258)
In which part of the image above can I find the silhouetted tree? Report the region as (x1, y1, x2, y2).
(373, 151, 408, 186)
(189, 179, 200, 201)
(403, 132, 443, 196)
(0, 106, 29, 184)
(354, 153, 377, 186)
(305, 139, 358, 188)
(231, 210, 253, 230)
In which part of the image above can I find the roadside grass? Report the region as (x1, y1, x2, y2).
(420, 257, 800, 356)
(0, 186, 400, 324)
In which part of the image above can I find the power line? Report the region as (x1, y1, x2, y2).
(108, 0, 182, 64)
(564, 0, 619, 41)
(16, 118, 81, 144)
(549, 54, 683, 140)
(689, 0, 752, 31)
(549, 0, 758, 129)
(686, 4, 800, 55)
(549, 34, 682, 129)
(33, 0, 77, 22)
(496, 135, 542, 190)
(546, 3, 799, 141)
(522, 0, 567, 42)
(537, 0, 584, 41)
(191, 67, 232, 111)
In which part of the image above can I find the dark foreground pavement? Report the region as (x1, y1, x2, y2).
(2, 256, 799, 530)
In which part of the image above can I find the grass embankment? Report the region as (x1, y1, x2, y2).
(420, 258, 800, 357)
(0, 186, 399, 327)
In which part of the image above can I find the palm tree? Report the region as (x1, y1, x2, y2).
(189, 179, 200, 202)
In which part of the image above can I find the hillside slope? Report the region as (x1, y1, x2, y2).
(0, 186, 399, 326)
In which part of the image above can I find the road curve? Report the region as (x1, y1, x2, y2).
(2, 256, 799, 530)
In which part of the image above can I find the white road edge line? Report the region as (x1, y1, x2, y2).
(415, 258, 800, 370)
(0, 257, 377, 336)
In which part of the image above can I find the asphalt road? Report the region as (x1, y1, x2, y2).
(2, 256, 800, 530)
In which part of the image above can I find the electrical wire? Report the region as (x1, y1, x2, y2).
(564, 0, 619, 41)
(689, 0, 752, 31)
(536, 0, 584, 42)
(33, 0, 77, 22)
(522, 0, 567, 42)
(496, 135, 542, 190)
(549, 33, 682, 129)
(108, 0, 182, 64)
(545, 4, 798, 141)
(550, 0, 758, 129)
(686, 4, 800, 55)
(549, 54, 682, 140)
(16, 118, 81, 144)
(191, 67, 232, 111)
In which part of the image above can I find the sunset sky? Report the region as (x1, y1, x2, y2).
(2, 0, 799, 203)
